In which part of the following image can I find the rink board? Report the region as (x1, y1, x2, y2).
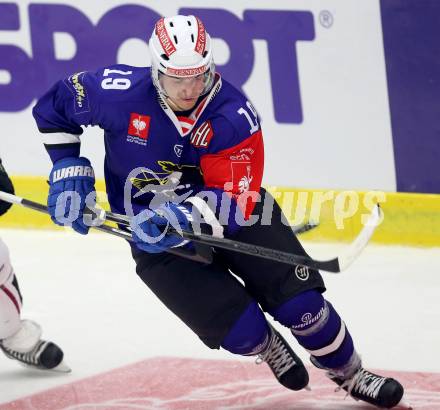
(1, 357, 439, 410)
(2, 176, 440, 247)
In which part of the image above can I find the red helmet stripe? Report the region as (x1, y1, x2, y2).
(155, 17, 176, 56)
(195, 17, 206, 55)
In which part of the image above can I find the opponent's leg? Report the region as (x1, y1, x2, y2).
(271, 290, 404, 408)
(0, 238, 69, 372)
(0, 241, 21, 339)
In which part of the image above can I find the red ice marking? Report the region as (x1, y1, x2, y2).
(1, 357, 440, 409)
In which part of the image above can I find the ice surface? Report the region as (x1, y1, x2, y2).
(0, 229, 439, 405)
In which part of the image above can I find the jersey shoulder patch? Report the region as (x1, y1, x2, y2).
(62, 71, 95, 115)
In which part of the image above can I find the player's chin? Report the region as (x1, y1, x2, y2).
(178, 99, 198, 110)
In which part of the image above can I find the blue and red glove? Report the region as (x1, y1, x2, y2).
(130, 203, 192, 253)
(48, 157, 96, 235)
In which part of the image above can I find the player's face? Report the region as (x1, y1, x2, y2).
(160, 73, 206, 111)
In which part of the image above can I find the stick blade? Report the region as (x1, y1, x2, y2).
(336, 204, 382, 272)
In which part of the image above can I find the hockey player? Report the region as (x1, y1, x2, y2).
(0, 159, 69, 372)
(33, 15, 404, 407)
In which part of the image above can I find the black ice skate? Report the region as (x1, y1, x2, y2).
(0, 320, 70, 372)
(328, 367, 404, 408)
(256, 325, 309, 391)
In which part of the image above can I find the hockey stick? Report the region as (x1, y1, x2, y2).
(100, 205, 382, 273)
(0, 191, 134, 239)
(0, 191, 380, 272)
(0, 191, 213, 264)
(292, 221, 319, 236)
(101, 208, 319, 237)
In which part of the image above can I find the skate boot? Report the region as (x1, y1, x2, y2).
(328, 367, 404, 409)
(256, 325, 309, 390)
(312, 354, 404, 408)
(0, 319, 70, 372)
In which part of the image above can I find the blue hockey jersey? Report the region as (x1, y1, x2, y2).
(33, 65, 264, 223)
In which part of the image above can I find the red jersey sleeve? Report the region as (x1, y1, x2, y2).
(200, 129, 264, 219)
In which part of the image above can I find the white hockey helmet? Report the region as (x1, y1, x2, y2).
(149, 15, 215, 96)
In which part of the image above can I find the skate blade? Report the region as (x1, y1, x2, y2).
(396, 398, 413, 409)
(50, 360, 71, 373)
(18, 359, 71, 373)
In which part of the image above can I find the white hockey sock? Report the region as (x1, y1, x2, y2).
(1, 320, 42, 353)
(0, 238, 23, 340)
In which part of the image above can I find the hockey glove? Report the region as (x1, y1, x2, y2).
(131, 203, 192, 253)
(48, 157, 96, 235)
(0, 159, 14, 216)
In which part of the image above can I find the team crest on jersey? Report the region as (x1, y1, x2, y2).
(130, 161, 203, 190)
(127, 113, 151, 146)
(190, 121, 213, 149)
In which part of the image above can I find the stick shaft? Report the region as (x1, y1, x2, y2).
(0, 191, 380, 273)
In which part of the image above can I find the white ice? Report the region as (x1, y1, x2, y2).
(0, 229, 439, 404)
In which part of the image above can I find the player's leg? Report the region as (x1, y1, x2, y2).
(220, 188, 404, 408)
(131, 244, 308, 391)
(0, 238, 69, 371)
(220, 300, 309, 390)
(270, 291, 403, 408)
